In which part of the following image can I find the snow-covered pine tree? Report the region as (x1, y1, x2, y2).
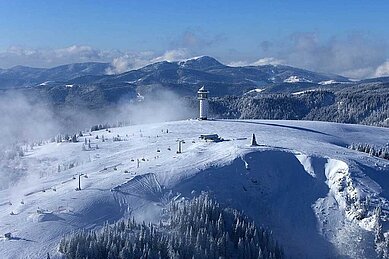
(58, 193, 283, 258)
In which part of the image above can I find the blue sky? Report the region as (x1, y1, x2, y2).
(0, 0, 388, 78)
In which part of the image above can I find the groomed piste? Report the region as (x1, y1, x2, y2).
(0, 119, 388, 258)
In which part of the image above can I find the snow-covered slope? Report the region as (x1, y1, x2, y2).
(283, 75, 312, 83)
(0, 120, 388, 258)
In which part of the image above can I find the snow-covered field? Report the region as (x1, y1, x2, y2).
(0, 119, 388, 258)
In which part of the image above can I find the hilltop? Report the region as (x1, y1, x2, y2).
(0, 119, 388, 258)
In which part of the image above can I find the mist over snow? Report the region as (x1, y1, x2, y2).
(0, 89, 192, 144)
(0, 92, 61, 146)
(113, 90, 195, 124)
(0, 89, 194, 190)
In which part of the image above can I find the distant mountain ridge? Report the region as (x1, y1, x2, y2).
(1, 56, 388, 128)
(0, 56, 350, 93)
(60, 56, 352, 98)
(0, 56, 388, 130)
(0, 62, 110, 89)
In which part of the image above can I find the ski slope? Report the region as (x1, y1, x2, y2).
(0, 119, 388, 258)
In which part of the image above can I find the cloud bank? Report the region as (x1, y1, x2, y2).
(0, 45, 194, 74)
(229, 33, 389, 79)
(253, 33, 389, 79)
(1, 31, 389, 79)
(1, 45, 117, 68)
(229, 57, 284, 67)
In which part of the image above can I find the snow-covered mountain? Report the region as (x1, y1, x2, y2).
(1, 56, 387, 129)
(78, 56, 349, 96)
(0, 56, 349, 93)
(0, 119, 388, 258)
(0, 62, 110, 89)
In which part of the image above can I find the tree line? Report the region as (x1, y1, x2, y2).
(58, 193, 283, 259)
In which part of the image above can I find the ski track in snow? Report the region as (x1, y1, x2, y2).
(0, 119, 388, 258)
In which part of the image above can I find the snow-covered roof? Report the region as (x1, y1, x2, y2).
(198, 86, 209, 92)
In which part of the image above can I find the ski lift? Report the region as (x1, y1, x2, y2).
(176, 140, 185, 153)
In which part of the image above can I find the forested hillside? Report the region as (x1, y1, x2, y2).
(196, 82, 389, 127)
(58, 194, 283, 259)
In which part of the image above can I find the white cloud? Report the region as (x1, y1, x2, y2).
(106, 56, 131, 74)
(1, 32, 388, 80)
(0, 45, 116, 68)
(251, 57, 284, 66)
(374, 60, 389, 77)
(105, 49, 192, 75)
(105, 52, 155, 75)
(256, 32, 388, 79)
(228, 32, 389, 78)
(0, 45, 192, 75)
(151, 49, 191, 63)
(227, 61, 250, 67)
(228, 57, 283, 67)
